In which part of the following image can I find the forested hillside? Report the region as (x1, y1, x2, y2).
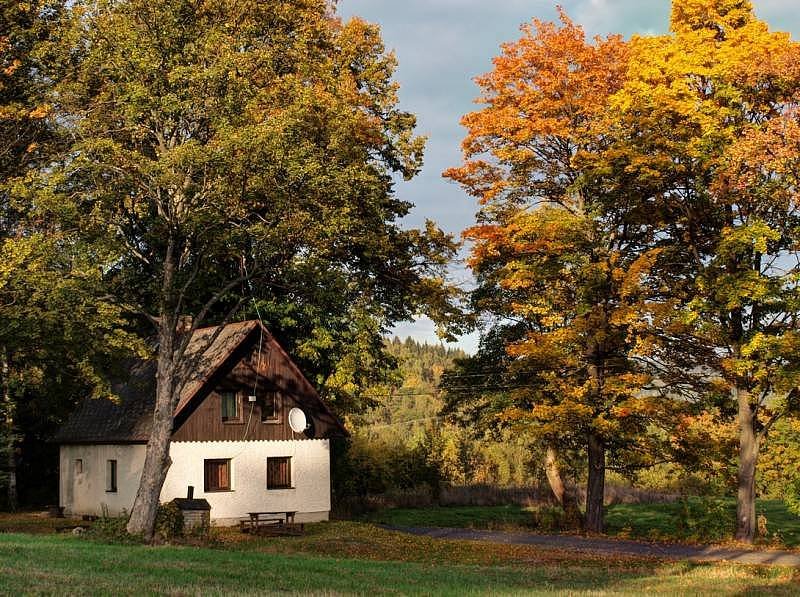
(339, 338, 540, 505)
(342, 337, 800, 510)
(355, 337, 464, 443)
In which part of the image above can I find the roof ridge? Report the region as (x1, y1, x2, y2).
(191, 319, 259, 333)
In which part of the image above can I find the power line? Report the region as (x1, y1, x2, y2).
(359, 415, 444, 430)
(360, 384, 536, 399)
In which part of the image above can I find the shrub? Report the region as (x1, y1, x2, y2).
(784, 478, 800, 516)
(155, 502, 184, 541)
(84, 505, 190, 544)
(529, 505, 568, 532)
(88, 514, 140, 544)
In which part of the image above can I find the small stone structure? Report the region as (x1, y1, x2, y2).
(171, 486, 210, 533)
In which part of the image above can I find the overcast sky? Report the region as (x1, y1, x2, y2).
(336, 1, 799, 353)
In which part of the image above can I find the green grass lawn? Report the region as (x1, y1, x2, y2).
(363, 504, 533, 530)
(606, 499, 800, 546)
(365, 499, 800, 547)
(1, 525, 800, 595)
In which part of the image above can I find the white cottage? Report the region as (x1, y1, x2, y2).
(55, 320, 347, 525)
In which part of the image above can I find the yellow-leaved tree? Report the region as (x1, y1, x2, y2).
(594, 0, 800, 542)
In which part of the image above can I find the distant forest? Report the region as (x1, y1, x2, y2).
(342, 338, 540, 498)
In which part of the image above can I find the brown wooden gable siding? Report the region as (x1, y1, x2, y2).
(171, 332, 344, 442)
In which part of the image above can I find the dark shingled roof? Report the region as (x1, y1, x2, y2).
(174, 321, 259, 416)
(55, 321, 261, 444)
(55, 359, 157, 443)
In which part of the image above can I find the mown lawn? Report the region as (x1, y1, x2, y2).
(1, 524, 800, 595)
(362, 504, 532, 530)
(365, 499, 800, 547)
(605, 499, 800, 546)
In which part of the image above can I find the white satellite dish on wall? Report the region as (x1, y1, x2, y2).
(288, 407, 308, 433)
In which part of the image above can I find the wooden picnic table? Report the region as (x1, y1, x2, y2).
(240, 511, 302, 535)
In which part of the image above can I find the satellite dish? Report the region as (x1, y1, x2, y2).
(288, 408, 308, 433)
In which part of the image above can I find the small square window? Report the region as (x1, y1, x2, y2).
(267, 457, 291, 490)
(220, 391, 240, 422)
(106, 459, 117, 493)
(204, 459, 231, 492)
(74, 459, 83, 475)
(260, 392, 279, 423)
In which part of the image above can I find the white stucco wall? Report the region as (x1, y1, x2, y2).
(59, 444, 147, 518)
(60, 439, 331, 524)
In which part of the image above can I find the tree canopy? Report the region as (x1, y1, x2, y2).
(601, 0, 800, 542)
(30, 0, 459, 538)
(448, 0, 800, 541)
(445, 11, 677, 533)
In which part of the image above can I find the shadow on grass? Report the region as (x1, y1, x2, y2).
(0, 511, 83, 534)
(362, 504, 538, 530)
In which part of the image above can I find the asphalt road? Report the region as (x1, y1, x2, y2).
(390, 525, 800, 567)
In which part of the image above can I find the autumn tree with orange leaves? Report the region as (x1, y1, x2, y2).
(446, 13, 679, 533)
(451, 0, 800, 543)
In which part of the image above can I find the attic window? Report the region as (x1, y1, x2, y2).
(260, 392, 279, 423)
(220, 391, 240, 423)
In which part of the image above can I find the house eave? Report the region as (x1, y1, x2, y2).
(55, 439, 149, 446)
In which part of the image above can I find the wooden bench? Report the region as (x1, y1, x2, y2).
(239, 511, 303, 535)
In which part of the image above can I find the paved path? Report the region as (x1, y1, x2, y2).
(388, 526, 800, 566)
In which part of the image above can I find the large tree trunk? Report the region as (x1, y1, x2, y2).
(735, 386, 759, 543)
(585, 432, 605, 534)
(1, 347, 16, 511)
(127, 239, 179, 541)
(126, 317, 177, 540)
(584, 337, 606, 534)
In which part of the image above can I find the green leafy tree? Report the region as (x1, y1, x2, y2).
(1, 0, 137, 510)
(45, 0, 458, 539)
(441, 324, 584, 519)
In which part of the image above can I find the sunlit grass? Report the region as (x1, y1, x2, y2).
(1, 526, 800, 595)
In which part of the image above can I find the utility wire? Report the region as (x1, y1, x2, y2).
(360, 415, 444, 430)
(361, 384, 537, 400)
(240, 260, 266, 442)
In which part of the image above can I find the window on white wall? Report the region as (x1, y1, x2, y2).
(266, 456, 291, 489)
(106, 459, 117, 492)
(74, 459, 83, 475)
(204, 459, 231, 492)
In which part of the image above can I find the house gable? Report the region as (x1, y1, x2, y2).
(171, 327, 346, 442)
(55, 320, 347, 445)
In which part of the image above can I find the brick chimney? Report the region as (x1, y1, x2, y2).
(177, 316, 193, 335)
